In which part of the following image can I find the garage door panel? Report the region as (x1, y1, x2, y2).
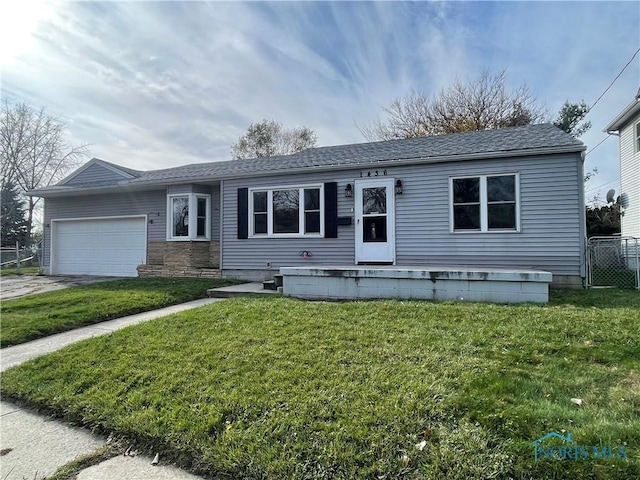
(52, 218, 146, 277)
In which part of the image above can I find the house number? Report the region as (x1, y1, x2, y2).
(360, 169, 388, 177)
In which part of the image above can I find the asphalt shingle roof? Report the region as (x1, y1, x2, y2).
(128, 123, 583, 185)
(32, 124, 584, 195)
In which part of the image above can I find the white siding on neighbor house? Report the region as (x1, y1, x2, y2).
(222, 153, 585, 278)
(42, 186, 221, 270)
(619, 120, 640, 237)
(64, 163, 130, 186)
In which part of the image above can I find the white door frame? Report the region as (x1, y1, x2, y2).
(354, 177, 396, 264)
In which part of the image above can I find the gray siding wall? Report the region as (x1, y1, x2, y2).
(65, 163, 128, 186)
(43, 184, 221, 268)
(619, 118, 640, 237)
(222, 153, 585, 278)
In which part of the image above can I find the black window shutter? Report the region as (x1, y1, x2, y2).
(237, 188, 248, 239)
(324, 182, 338, 238)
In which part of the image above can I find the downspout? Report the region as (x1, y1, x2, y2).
(578, 151, 587, 286)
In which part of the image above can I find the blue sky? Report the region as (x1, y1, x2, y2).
(1, 1, 638, 202)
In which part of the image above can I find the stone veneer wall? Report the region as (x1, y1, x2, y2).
(147, 241, 220, 268)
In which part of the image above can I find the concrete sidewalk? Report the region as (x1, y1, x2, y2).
(1, 297, 224, 480)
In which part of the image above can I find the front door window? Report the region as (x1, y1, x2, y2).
(362, 187, 388, 243)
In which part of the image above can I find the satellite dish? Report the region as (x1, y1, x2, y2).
(606, 189, 616, 204)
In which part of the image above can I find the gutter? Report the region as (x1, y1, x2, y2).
(604, 97, 640, 134)
(28, 144, 586, 198)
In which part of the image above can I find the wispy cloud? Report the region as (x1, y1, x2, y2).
(1, 0, 638, 195)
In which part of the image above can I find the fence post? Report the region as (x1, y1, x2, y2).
(15, 241, 21, 274)
(635, 238, 640, 290)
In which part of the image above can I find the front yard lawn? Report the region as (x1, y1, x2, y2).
(0, 277, 241, 348)
(2, 290, 639, 479)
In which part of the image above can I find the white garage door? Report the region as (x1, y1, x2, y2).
(52, 217, 146, 277)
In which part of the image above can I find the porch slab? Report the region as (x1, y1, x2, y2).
(207, 282, 281, 298)
(280, 266, 552, 303)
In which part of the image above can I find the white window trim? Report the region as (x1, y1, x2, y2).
(166, 193, 211, 241)
(249, 184, 324, 238)
(449, 173, 520, 233)
(635, 121, 640, 154)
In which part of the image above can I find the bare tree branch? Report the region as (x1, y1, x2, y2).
(359, 70, 547, 141)
(1, 100, 89, 246)
(231, 119, 317, 160)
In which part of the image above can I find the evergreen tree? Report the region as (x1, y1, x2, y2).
(1, 181, 28, 247)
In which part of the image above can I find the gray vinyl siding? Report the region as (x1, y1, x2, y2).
(42, 190, 166, 268)
(211, 184, 221, 240)
(64, 163, 129, 186)
(222, 152, 585, 277)
(619, 119, 640, 237)
(42, 185, 222, 268)
(223, 172, 355, 270)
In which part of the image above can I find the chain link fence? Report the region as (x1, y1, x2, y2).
(0, 242, 41, 270)
(587, 236, 639, 289)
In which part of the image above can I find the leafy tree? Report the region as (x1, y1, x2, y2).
(1, 181, 28, 247)
(231, 119, 317, 160)
(0, 100, 88, 246)
(553, 101, 591, 138)
(359, 70, 546, 140)
(586, 198, 621, 237)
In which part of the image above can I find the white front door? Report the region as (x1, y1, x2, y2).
(355, 178, 396, 264)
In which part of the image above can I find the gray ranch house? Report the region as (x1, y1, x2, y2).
(30, 123, 587, 289)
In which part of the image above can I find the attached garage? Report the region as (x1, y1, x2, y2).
(51, 216, 147, 277)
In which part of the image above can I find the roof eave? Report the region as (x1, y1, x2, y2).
(604, 98, 640, 133)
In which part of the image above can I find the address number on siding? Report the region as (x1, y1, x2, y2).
(360, 169, 388, 177)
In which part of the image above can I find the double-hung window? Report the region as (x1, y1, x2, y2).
(167, 193, 211, 240)
(250, 185, 323, 237)
(451, 174, 519, 232)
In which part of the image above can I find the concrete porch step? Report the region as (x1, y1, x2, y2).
(263, 280, 278, 290)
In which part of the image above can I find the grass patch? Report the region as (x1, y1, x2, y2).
(2, 289, 639, 479)
(0, 266, 40, 276)
(0, 277, 241, 347)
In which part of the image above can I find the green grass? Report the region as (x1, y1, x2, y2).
(0, 266, 40, 276)
(0, 277, 241, 347)
(2, 289, 639, 479)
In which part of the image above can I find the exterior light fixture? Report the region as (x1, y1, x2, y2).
(395, 179, 403, 194)
(345, 183, 353, 198)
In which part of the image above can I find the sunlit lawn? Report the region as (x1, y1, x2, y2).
(2, 289, 638, 479)
(0, 277, 242, 347)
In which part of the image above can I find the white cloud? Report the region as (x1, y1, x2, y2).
(0, 0, 637, 193)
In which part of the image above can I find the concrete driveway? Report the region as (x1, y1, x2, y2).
(0, 275, 120, 300)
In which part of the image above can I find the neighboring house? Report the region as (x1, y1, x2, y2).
(604, 89, 640, 238)
(28, 123, 587, 287)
